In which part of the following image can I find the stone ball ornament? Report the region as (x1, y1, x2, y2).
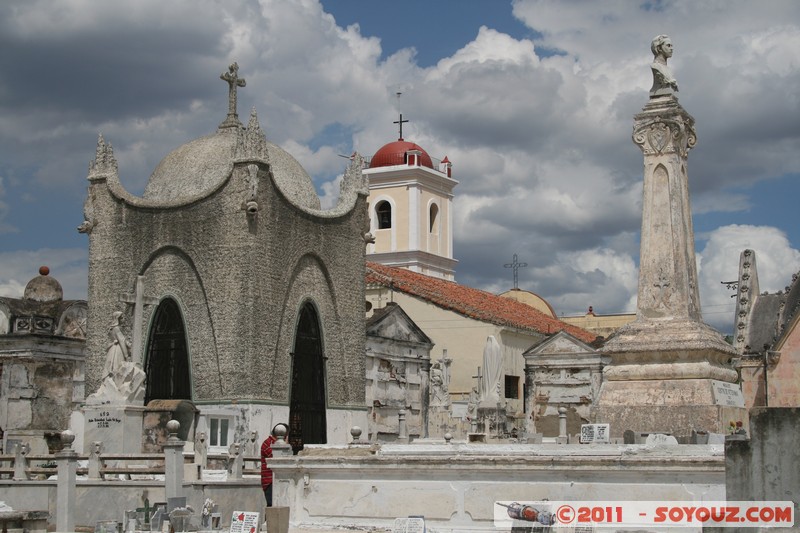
(166, 419, 181, 434)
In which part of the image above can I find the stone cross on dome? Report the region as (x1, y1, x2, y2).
(393, 113, 409, 141)
(220, 62, 247, 128)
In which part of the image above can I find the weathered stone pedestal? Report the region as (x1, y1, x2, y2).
(83, 404, 146, 453)
(595, 379, 746, 437)
(477, 404, 507, 438)
(264, 507, 290, 533)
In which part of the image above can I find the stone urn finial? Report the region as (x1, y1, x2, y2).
(350, 426, 363, 443)
(61, 429, 76, 450)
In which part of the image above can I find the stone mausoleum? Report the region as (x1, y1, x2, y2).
(0, 268, 87, 454)
(78, 64, 369, 453)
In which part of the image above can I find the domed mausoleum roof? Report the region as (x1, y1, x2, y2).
(143, 129, 237, 201)
(370, 140, 434, 170)
(142, 127, 320, 209)
(142, 63, 320, 209)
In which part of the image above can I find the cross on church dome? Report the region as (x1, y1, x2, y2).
(504, 254, 528, 290)
(219, 62, 246, 129)
(393, 113, 409, 141)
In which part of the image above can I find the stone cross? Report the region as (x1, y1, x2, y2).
(374, 289, 385, 308)
(653, 270, 671, 307)
(504, 253, 528, 290)
(393, 113, 409, 140)
(472, 366, 483, 394)
(220, 62, 246, 128)
(119, 275, 159, 364)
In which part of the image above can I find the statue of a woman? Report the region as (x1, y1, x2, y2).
(103, 311, 130, 377)
(650, 34, 678, 97)
(480, 336, 503, 404)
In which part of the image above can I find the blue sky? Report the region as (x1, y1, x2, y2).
(1, 0, 798, 333)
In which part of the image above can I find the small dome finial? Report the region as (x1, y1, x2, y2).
(24, 267, 63, 302)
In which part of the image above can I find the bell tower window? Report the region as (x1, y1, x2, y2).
(376, 201, 392, 229)
(429, 203, 439, 233)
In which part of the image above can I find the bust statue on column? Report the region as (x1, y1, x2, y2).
(650, 34, 678, 98)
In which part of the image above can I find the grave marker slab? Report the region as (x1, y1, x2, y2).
(580, 424, 610, 444)
(229, 511, 260, 533)
(83, 405, 145, 453)
(711, 380, 745, 408)
(393, 516, 425, 533)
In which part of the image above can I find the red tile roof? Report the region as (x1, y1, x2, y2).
(366, 262, 597, 343)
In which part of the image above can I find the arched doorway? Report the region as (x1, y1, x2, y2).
(288, 302, 327, 453)
(144, 298, 191, 404)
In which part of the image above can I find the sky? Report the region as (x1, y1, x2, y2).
(1, 0, 799, 334)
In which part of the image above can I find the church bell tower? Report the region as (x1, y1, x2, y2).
(363, 114, 458, 280)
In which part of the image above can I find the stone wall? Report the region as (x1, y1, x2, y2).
(0, 337, 85, 454)
(271, 443, 726, 532)
(725, 408, 800, 519)
(0, 479, 263, 530)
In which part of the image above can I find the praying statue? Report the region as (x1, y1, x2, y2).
(103, 311, 131, 377)
(650, 34, 678, 97)
(87, 311, 145, 406)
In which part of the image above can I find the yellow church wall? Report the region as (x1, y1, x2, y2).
(372, 227, 391, 253)
(499, 289, 556, 317)
(418, 188, 451, 259)
(369, 185, 410, 254)
(560, 312, 635, 339)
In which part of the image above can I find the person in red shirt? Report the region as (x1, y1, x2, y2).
(261, 423, 288, 506)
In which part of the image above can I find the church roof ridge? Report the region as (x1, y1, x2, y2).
(365, 262, 596, 343)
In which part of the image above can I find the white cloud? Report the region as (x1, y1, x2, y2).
(0, 248, 87, 300)
(280, 140, 346, 179)
(534, 246, 639, 317)
(319, 174, 343, 210)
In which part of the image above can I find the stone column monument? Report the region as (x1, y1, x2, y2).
(594, 36, 745, 438)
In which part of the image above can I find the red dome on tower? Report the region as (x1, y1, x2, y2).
(369, 140, 434, 169)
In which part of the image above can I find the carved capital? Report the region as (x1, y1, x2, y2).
(633, 115, 696, 157)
